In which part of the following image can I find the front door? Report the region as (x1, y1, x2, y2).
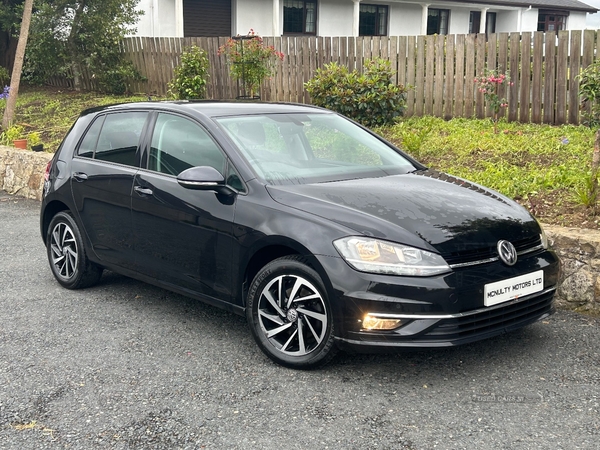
(131, 112, 236, 301)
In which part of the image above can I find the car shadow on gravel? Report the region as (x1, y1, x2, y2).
(84, 270, 558, 379)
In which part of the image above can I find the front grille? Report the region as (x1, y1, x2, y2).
(443, 235, 542, 267)
(424, 289, 554, 341)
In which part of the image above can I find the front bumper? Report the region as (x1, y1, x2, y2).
(335, 287, 555, 350)
(316, 248, 559, 352)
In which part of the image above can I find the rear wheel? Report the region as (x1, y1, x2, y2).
(47, 211, 103, 289)
(246, 256, 338, 369)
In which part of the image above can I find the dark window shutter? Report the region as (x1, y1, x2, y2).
(183, 0, 232, 37)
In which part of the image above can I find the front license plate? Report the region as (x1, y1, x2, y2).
(484, 270, 544, 307)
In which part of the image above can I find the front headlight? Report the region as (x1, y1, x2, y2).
(333, 237, 451, 277)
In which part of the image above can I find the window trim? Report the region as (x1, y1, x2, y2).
(359, 4, 389, 37)
(283, 0, 318, 36)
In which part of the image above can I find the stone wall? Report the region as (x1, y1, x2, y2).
(545, 225, 600, 314)
(0, 146, 52, 201)
(0, 145, 598, 313)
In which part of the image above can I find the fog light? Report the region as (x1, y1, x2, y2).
(362, 314, 404, 330)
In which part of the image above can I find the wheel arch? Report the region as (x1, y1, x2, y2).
(41, 200, 70, 245)
(240, 237, 334, 308)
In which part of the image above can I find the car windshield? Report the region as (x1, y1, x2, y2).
(215, 113, 416, 185)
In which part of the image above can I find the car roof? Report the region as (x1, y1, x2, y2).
(81, 101, 330, 118)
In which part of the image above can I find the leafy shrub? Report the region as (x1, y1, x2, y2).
(168, 46, 210, 100)
(579, 61, 600, 128)
(96, 60, 144, 95)
(0, 124, 24, 145)
(305, 58, 406, 128)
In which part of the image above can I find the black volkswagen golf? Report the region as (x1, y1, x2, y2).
(41, 101, 559, 369)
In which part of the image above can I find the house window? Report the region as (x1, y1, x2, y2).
(469, 11, 496, 34)
(427, 9, 449, 35)
(537, 10, 568, 32)
(283, 0, 317, 35)
(360, 4, 388, 36)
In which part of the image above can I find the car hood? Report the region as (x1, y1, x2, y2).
(266, 170, 540, 256)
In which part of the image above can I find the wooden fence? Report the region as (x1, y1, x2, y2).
(49, 31, 600, 125)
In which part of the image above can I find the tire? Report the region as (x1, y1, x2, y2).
(246, 256, 338, 369)
(46, 211, 103, 289)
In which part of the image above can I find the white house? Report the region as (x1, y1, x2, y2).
(134, 0, 597, 38)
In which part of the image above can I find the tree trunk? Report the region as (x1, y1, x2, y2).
(1, 0, 34, 131)
(67, 1, 86, 91)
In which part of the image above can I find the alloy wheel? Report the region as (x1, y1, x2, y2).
(257, 274, 328, 356)
(50, 221, 79, 280)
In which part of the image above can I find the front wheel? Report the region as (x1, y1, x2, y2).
(246, 256, 338, 369)
(46, 211, 103, 289)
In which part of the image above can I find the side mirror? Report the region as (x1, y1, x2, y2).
(177, 166, 237, 196)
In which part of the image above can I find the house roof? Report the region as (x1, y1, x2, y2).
(449, 0, 597, 13)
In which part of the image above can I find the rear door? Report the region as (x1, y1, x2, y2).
(71, 111, 149, 268)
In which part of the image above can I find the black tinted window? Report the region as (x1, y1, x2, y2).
(149, 113, 225, 176)
(94, 112, 147, 167)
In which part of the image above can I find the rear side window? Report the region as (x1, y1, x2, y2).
(77, 112, 148, 167)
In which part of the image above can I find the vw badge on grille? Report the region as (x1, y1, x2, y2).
(497, 240, 517, 266)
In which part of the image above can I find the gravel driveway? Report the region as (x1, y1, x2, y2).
(0, 191, 598, 449)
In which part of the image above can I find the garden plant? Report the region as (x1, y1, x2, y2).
(168, 45, 210, 100)
(218, 30, 284, 99)
(578, 60, 600, 210)
(474, 69, 512, 134)
(305, 58, 407, 128)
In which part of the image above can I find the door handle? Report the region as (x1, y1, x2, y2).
(134, 186, 153, 196)
(73, 172, 88, 181)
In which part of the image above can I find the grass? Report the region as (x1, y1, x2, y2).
(1, 87, 597, 228)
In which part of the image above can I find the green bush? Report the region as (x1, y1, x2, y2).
(168, 46, 210, 100)
(304, 58, 406, 128)
(96, 60, 144, 95)
(579, 61, 600, 128)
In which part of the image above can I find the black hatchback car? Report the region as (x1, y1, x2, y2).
(41, 101, 559, 369)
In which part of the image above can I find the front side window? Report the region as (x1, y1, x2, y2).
(216, 113, 416, 186)
(427, 9, 449, 35)
(77, 112, 147, 167)
(360, 4, 388, 36)
(283, 0, 317, 35)
(148, 113, 226, 176)
(538, 10, 568, 32)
